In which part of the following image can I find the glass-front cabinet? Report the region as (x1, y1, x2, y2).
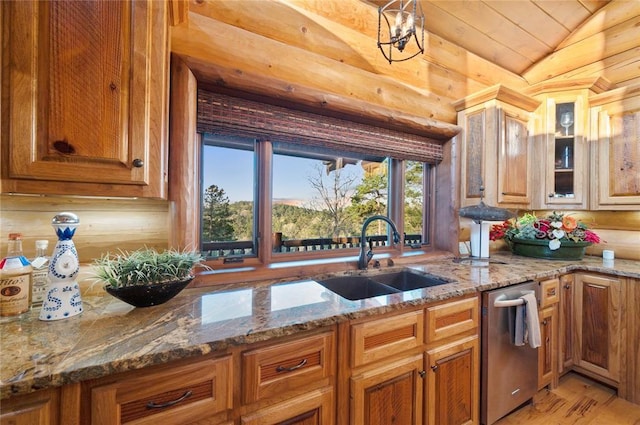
(529, 78, 613, 210)
(531, 90, 590, 209)
(551, 101, 579, 201)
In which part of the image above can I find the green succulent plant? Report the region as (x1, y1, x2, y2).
(93, 248, 206, 289)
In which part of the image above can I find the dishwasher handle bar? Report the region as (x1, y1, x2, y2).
(493, 290, 536, 308)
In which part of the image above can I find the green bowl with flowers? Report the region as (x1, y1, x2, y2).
(491, 211, 600, 261)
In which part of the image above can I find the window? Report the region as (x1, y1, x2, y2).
(272, 142, 387, 253)
(201, 136, 256, 258)
(405, 161, 428, 246)
(201, 135, 433, 264)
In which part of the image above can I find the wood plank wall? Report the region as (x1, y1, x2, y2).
(459, 211, 640, 260)
(0, 194, 170, 263)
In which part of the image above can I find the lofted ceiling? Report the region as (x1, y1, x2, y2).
(174, 0, 640, 124)
(364, 0, 611, 75)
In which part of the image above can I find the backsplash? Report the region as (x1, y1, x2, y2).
(0, 194, 170, 263)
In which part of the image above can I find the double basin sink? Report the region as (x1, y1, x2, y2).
(317, 269, 453, 301)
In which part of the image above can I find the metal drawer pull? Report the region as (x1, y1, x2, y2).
(146, 390, 192, 409)
(276, 358, 307, 372)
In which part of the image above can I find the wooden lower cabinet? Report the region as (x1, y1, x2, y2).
(0, 388, 60, 425)
(351, 354, 424, 425)
(345, 295, 480, 425)
(0, 384, 80, 425)
(241, 386, 334, 425)
(558, 274, 574, 375)
(574, 273, 622, 386)
(425, 335, 479, 425)
(537, 305, 558, 390)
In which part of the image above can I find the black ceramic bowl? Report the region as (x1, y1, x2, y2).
(104, 277, 194, 308)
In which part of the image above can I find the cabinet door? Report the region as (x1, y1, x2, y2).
(241, 386, 334, 425)
(538, 306, 558, 390)
(497, 110, 531, 205)
(542, 96, 588, 208)
(591, 95, 640, 209)
(457, 92, 537, 209)
(2, 0, 168, 198)
(351, 354, 424, 425)
(0, 388, 60, 425)
(425, 335, 479, 425)
(574, 273, 622, 385)
(558, 274, 574, 375)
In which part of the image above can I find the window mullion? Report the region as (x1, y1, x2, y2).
(256, 140, 273, 264)
(389, 158, 405, 253)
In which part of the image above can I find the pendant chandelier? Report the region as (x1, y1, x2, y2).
(377, 0, 425, 63)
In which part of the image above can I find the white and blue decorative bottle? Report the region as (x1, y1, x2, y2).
(39, 212, 83, 321)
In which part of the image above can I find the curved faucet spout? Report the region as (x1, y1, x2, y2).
(358, 215, 401, 270)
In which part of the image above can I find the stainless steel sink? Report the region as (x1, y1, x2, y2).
(372, 270, 452, 291)
(316, 276, 400, 300)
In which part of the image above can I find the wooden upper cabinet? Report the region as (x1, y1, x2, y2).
(589, 84, 640, 210)
(1, 0, 168, 198)
(526, 78, 612, 210)
(454, 85, 540, 208)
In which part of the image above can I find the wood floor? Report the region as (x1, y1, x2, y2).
(496, 373, 640, 424)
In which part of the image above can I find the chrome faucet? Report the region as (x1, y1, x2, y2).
(358, 215, 401, 270)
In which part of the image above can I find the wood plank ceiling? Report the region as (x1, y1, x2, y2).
(174, 0, 640, 126)
(365, 0, 611, 75)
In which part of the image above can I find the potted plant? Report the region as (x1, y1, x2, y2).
(93, 248, 207, 307)
(490, 211, 600, 260)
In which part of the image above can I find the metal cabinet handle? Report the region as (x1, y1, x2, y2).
(419, 370, 426, 378)
(146, 390, 192, 409)
(548, 193, 554, 198)
(542, 319, 548, 326)
(132, 158, 144, 168)
(564, 285, 571, 289)
(431, 365, 439, 372)
(276, 358, 307, 372)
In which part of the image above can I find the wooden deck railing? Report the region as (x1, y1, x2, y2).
(202, 234, 422, 258)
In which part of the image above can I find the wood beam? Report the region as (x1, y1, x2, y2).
(557, 1, 640, 50)
(172, 11, 461, 136)
(291, 0, 526, 91)
(181, 54, 459, 141)
(168, 55, 200, 250)
(187, 0, 477, 105)
(524, 13, 640, 84)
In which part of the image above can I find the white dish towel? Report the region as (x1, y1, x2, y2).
(520, 292, 541, 348)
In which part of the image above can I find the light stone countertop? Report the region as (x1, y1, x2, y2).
(2, 253, 639, 399)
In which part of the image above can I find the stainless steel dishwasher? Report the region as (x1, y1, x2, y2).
(481, 281, 539, 425)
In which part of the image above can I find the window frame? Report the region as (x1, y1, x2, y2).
(200, 136, 435, 270)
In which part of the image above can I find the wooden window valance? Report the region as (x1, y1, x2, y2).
(197, 90, 443, 164)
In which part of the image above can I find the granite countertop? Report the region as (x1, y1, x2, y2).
(2, 253, 639, 399)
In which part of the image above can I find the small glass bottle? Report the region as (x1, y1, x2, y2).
(0, 233, 33, 318)
(31, 240, 50, 306)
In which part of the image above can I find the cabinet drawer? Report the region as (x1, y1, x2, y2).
(242, 331, 335, 404)
(241, 386, 334, 425)
(425, 297, 478, 343)
(351, 310, 424, 368)
(91, 356, 232, 425)
(539, 278, 560, 308)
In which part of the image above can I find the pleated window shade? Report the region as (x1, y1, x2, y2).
(197, 90, 443, 164)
